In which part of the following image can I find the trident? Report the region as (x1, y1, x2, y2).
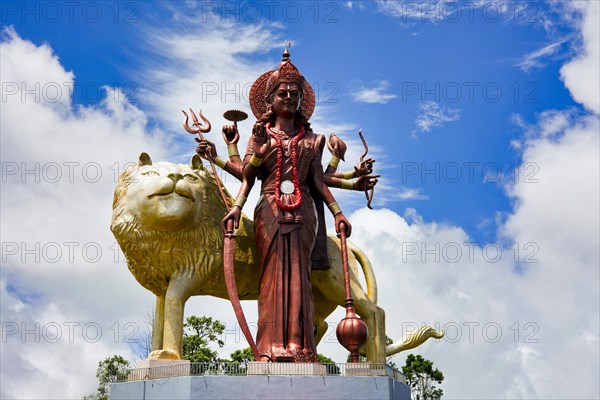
(182, 108, 229, 210)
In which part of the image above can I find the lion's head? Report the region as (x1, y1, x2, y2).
(111, 153, 232, 295)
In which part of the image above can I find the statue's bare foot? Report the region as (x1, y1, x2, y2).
(148, 349, 181, 360)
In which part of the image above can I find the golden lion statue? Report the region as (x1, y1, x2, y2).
(111, 153, 442, 363)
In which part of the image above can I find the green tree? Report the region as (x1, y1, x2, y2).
(230, 347, 255, 362)
(401, 354, 444, 400)
(88, 355, 131, 400)
(182, 315, 225, 362)
(318, 354, 340, 374)
(215, 347, 254, 375)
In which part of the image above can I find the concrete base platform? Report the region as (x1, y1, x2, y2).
(128, 359, 191, 380)
(344, 362, 389, 376)
(110, 375, 410, 400)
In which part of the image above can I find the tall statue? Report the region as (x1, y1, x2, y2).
(110, 47, 445, 365)
(223, 49, 349, 363)
(195, 48, 373, 363)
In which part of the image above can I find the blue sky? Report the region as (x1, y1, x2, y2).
(1, 1, 599, 398)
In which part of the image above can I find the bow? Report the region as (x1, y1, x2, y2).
(358, 130, 375, 209)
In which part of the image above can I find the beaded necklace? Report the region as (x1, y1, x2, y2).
(267, 122, 305, 211)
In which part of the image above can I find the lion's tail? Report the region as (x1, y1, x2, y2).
(348, 241, 378, 305)
(385, 326, 445, 356)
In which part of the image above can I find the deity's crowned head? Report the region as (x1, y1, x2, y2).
(265, 47, 306, 102)
(249, 46, 316, 121)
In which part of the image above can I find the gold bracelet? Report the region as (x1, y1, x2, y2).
(327, 201, 342, 215)
(329, 157, 340, 169)
(214, 156, 228, 169)
(341, 171, 355, 179)
(227, 144, 240, 157)
(341, 180, 354, 190)
(249, 154, 263, 167)
(234, 195, 247, 208)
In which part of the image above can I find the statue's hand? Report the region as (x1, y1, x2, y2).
(354, 158, 375, 177)
(330, 142, 340, 158)
(354, 174, 380, 191)
(222, 206, 242, 232)
(328, 133, 347, 160)
(252, 122, 271, 158)
(222, 125, 240, 145)
(195, 138, 217, 161)
(335, 213, 352, 238)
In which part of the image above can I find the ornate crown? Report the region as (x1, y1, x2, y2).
(249, 47, 315, 120)
(264, 48, 306, 97)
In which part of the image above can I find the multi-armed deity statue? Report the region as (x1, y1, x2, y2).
(111, 46, 442, 365)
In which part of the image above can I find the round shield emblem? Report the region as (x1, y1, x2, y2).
(280, 180, 294, 194)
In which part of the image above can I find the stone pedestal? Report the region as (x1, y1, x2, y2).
(111, 374, 410, 399)
(343, 362, 388, 376)
(128, 359, 191, 380)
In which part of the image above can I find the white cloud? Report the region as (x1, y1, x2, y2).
(412, 100, 460, 137)
(345, 207, 542, 397)
(0, 27, 169, 398)
(560, 1, 600, 115)
(351, 80, 397, 104)
(516, 37, 570, 72)
(392, 187, 429, 201)
(1, 277, 141, 398)
(345, 1, 366, 11)
(375, 0, 452, 21)
(375, 0, 511, 23)
(499, 111, 599, 398)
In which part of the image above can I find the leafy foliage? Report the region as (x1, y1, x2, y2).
(318, 354, 340, 374)
(401, 354, 444, 400)
(91, 355, 131, 400)
(230, 347, 255, 362)
(182, 315, 225, 362)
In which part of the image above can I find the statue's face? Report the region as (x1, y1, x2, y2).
(271, 83, 303, 117)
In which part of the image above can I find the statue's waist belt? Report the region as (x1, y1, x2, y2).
(261, 183, 309, 195)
